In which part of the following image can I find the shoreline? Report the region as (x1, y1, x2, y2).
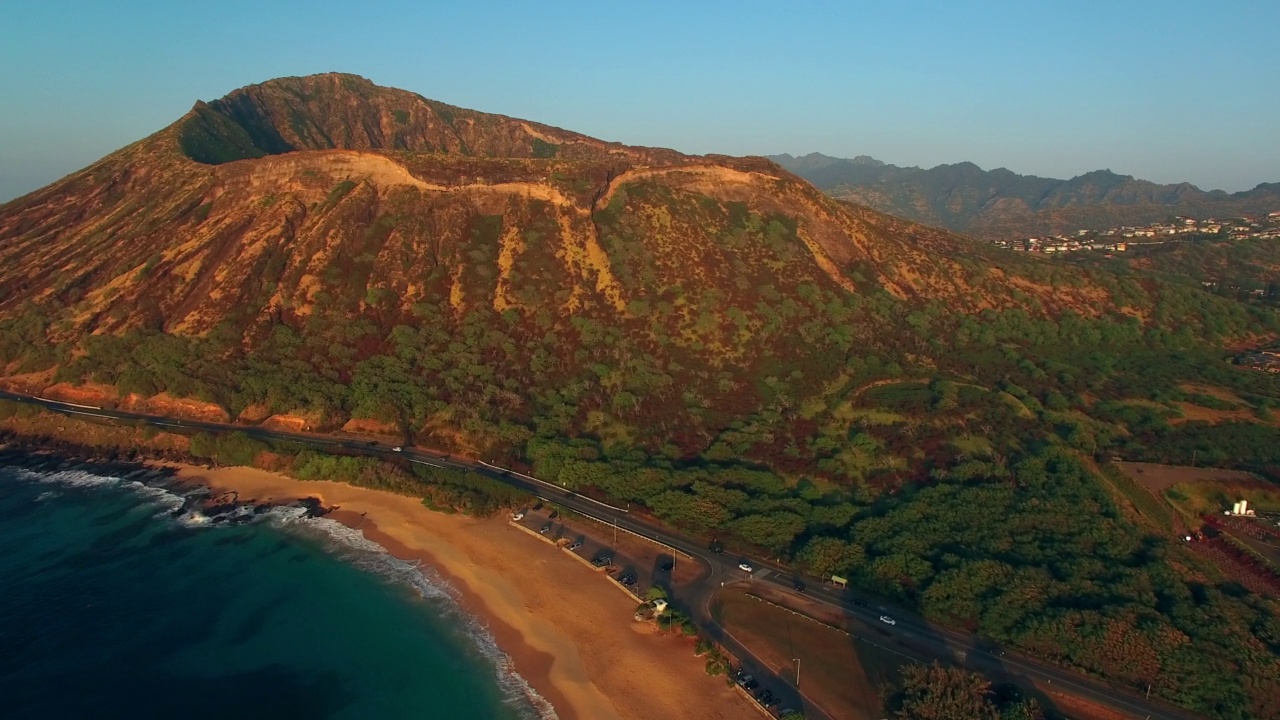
(164, 462, 756, 720)
(327, 508, 572, 720)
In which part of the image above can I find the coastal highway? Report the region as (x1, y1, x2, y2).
(1, 390, 1207, 720)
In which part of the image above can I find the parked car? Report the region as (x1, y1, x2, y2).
(742, 678, 759, 691)
(539, 523, 552, 534)
(568, 540, 583, 551)
(879, 615, 897, 626)
(511, 511, 525, 521)
(619, 573, 636, 585)
(735, 673, 754, 688)
(738, 561, 754, 573)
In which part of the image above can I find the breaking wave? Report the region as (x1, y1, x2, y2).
(10, 464, 558, 720)
(270, 512, 559, 720)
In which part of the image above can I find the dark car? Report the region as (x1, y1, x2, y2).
(791, 578, 806, 593)
(742, 678, 759, 691)
(619, 573, 636, 585)
(852, 599, 867, 607)
(660, 560, 674, 571)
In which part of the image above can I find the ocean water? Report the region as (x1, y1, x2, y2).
(0, 461, 553, 720)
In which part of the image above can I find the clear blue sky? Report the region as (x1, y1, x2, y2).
(2, 0, 1277, 202)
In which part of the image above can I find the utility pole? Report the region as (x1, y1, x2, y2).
(793, 657, 800, 687)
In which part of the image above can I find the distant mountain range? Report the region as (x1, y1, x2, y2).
(770, 152, 1280, 240)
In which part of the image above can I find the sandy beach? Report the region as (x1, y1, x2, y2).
(169, 463, 757, 720)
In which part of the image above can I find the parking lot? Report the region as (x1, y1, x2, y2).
(511, 503, 695, 602)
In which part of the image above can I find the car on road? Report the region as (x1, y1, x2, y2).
(852, 599, 867, 607)
(791, 578, 805, 593)
(738, 561, 754, 573)
(540, 523, 552, 534)
(511, 511, 525, 521)
(365, 440, 379, 446)
(879, 615, 897, 626)
(391, 446, 403, 452)
(567, 540, 583, 551)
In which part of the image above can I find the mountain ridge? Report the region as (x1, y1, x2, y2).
(771, 152, 1280, 239)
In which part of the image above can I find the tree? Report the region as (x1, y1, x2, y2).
(894, 663, 998, 720)
(796, 536, 864, 578)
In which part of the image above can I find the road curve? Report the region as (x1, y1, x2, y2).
(0, 389, 1208, 720)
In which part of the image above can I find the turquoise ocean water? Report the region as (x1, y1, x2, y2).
(0, 460, 553, 720)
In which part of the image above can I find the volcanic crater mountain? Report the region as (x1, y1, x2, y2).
(0, 73, 1267, 460)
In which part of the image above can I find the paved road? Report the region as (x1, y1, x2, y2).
(1, 389, 1208, 720)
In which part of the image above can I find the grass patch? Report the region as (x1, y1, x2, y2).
(1099, 463, 1176, 533)
(326, 180, 358, 206)
(840, 406, 906, 426)
(1165, 480, 1280, 516)
(531, 138, 559, 158)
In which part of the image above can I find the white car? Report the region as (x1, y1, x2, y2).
(738, 561, 754, 573)
(392, 446, 403, 452)
(511, 512, 525, 521)
(879, 615, 896, 626)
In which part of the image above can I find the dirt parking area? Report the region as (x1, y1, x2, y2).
(711, 587, 892, 720)
(1114, 461, 1258, 493)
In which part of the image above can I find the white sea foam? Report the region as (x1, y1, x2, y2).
(17, 467, 188, 515)
(9, 463, 558, 719)
(269, 511, 560, 720)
